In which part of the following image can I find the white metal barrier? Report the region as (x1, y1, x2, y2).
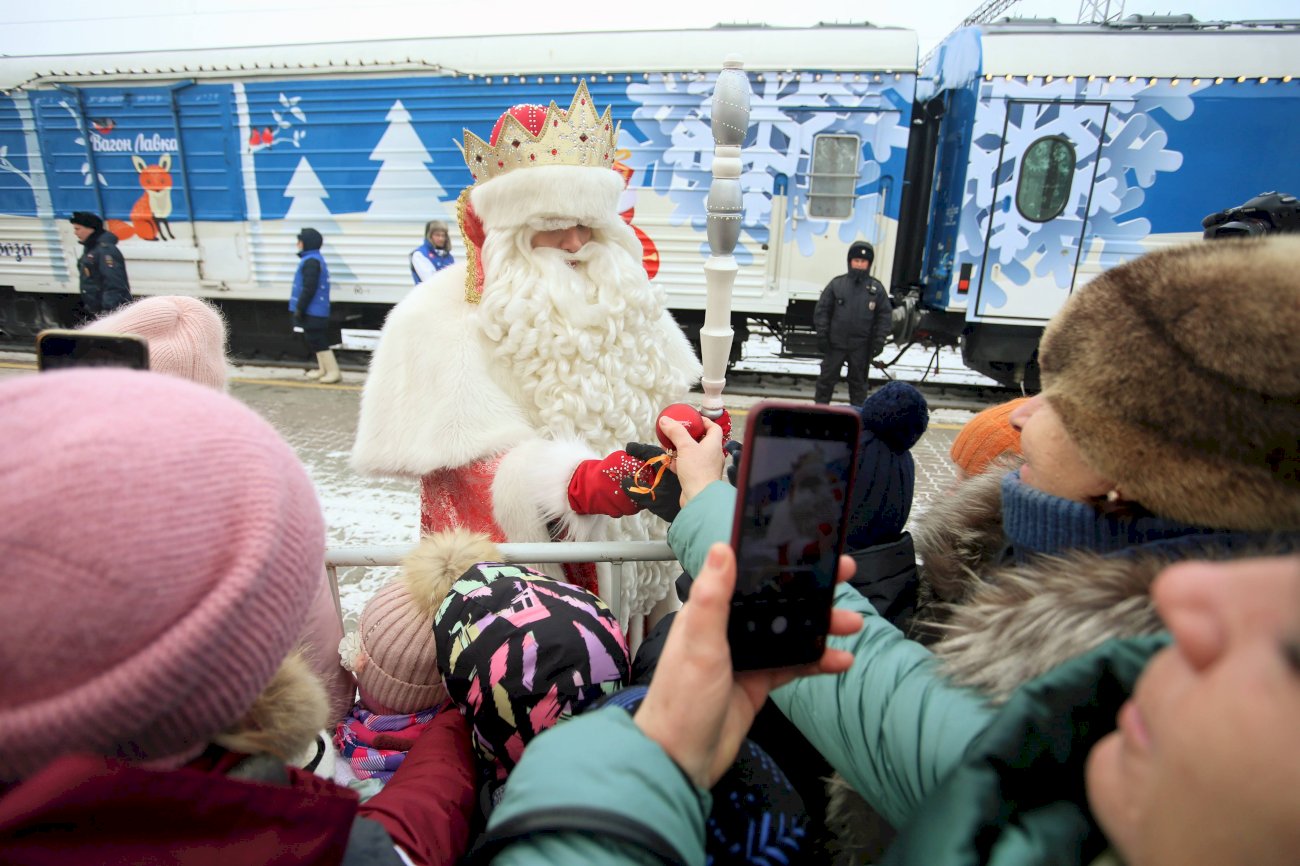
(325, 540, 677, 653)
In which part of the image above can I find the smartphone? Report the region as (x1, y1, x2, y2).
(728, 401, 861, 671)
(36, 329, 150, 372)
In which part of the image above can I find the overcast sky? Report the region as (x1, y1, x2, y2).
(0, 0, 1294, 59)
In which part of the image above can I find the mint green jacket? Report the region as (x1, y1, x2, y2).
(486, 482, 1162, 865)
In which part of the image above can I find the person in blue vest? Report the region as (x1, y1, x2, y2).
(289, 227, 339, 384)
(410, 220, 454, 284)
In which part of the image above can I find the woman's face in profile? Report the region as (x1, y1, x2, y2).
(1085, 556, 1300, 865)
(1009, 394, 1112, 502)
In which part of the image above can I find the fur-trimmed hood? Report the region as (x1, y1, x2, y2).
(824, 466, 1294, 864)
(915, 466, 1296, 702)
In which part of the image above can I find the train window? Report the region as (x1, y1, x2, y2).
(809, 134, 861, 219)
(1016, 136, 1076, 222)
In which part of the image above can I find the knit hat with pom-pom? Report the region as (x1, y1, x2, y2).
(81, 296, 228, 391)
(846, 381, 929, 549)
(342, 529, 500, 715)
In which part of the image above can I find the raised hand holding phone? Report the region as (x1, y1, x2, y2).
(726, 402, 861, 671)
(633, 540, 860, 789)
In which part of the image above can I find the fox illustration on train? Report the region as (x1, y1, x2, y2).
(106, 154, 175, 242)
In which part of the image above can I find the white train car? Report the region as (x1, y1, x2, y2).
(0, 25, 919, 357)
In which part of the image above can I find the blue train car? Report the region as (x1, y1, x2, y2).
(0, 25, 919, 357)
(892, 18, 1300, 387)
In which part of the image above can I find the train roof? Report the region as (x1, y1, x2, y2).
(0, 25, 919, 94)
(959, 18, 1300, 78)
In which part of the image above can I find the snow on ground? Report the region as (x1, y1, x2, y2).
(732, 335, 1003, 388)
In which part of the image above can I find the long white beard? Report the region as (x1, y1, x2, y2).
(476, 226, 693, 454)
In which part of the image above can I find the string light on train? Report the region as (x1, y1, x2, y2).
(973, 72, 1275, 87)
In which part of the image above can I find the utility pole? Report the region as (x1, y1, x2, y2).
(1078, 0, 1126, 23)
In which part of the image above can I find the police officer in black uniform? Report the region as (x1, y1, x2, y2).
(813, 240, 891, 406)
(69, 211, 131, 318)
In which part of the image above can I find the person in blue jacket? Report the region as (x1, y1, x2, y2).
(476, 412, 1300, 865)
(289, 227, 339, 383)
(410, 220, 454, 284)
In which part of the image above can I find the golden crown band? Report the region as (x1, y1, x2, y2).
(462, 80, 621, 183)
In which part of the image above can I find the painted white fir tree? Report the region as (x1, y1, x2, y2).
(284, 156, 357, 281)
(364, 99, 448, 220)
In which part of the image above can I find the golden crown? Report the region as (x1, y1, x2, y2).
(462, 81, 620, 183)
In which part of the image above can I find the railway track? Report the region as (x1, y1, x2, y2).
(722, 368, 1023, 411)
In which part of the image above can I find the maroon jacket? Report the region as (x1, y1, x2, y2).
(0, 709, 476, 866)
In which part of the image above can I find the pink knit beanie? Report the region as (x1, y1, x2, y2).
(81, 296, 228, 390)
(340, 529, 501, 715)
(345, 579, 447, 715)
(0, 370, 325, 781)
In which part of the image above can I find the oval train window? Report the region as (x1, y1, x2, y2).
(1016, 136, 1076, 222)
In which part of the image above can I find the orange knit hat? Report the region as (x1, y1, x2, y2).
(949, 397, 1029, 478)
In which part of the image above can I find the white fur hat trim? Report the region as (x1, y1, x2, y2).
(469, 164, 626, 233)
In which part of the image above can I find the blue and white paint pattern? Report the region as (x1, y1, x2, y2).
(959, 77, 1190, 306)
(625, 73, 913, 263)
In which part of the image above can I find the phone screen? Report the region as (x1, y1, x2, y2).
(729, 404, 860, 670)
(37, 331, 150, 372)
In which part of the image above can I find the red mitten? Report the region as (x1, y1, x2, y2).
(567, 450, 648, 517)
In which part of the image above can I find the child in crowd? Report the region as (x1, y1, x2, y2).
(433, 560, 631, 813)
(0, 370, 475, 865)
(80, 294, 228, 390)
(336, 530, 498, 801)
(80, 294, 356, 720)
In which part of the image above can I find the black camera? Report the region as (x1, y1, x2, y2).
(1202, 191, 1300, 239)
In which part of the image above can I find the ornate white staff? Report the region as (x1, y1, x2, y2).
(699, 56, 752, 421)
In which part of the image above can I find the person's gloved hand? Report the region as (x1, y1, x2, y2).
(292, 313, 305, 334)
(620, 442, 682, 523)
(817, 334, 830, 354)
(724, 439, 743, 486)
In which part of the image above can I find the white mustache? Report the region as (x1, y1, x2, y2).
(530, 243, 600, 265)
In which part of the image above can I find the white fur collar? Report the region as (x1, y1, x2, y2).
(351, 264, 535, 477)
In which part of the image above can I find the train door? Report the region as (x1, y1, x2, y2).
(973, 100, 1107, 322)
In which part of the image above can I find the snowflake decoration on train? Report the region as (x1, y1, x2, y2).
(957, 77, 1190, 300)
(624, 73, 911, 263)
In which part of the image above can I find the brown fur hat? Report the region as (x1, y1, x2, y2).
(1038, 236, 1300, 531)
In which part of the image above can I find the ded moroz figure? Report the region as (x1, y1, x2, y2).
(351, 82, 703, 618)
